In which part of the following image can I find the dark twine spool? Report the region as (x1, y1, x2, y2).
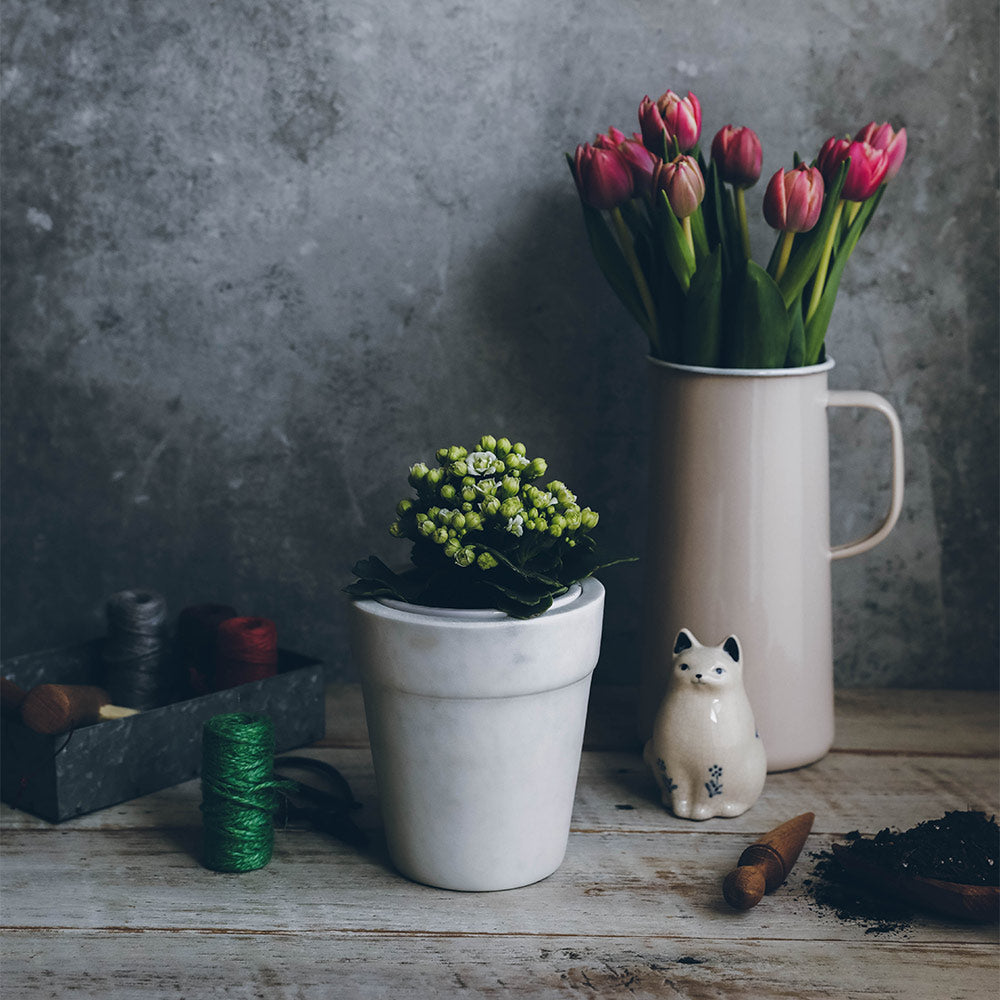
(215, 617, 278, 691)
(102, 589, 173, 709)
(177, 603, 239, 694)
(199, 716, 367, 873)
(200, 714, 296, 872)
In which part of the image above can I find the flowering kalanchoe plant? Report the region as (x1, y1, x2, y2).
(346, 435, 626, 618)
(569, 89, 907, 368)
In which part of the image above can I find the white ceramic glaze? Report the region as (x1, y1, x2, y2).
(640, 358, 904, 771)
(643, 628, 766, 820)
(348, 579, 605, 891)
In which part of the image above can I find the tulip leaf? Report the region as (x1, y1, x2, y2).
(577, 199, 653, 335)
(784, 293, 806, 367)
(655, 191, 696, 293)
(857, 184, 886, 237)
(775, 161, 847, 308)
(690, 204, 710, 262)
(726, 259, 791, 368)
(701, 158, 740, 283)
(680, 245, 723, 367)
(802, 193, 881, 364)
(651, 248, 686, 362)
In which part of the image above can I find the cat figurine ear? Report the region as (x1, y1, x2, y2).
(643, 628, 766, 820)
(674, 628, 697, 654)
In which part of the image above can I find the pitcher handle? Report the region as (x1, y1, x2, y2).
(827, 390, 905, 561)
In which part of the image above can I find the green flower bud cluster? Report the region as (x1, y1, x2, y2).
(390, 435, 600, 571)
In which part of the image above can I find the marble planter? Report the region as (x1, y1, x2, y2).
(348, 579, 605, 891)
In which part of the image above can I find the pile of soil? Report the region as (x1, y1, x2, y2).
(802, 810, 998, 934)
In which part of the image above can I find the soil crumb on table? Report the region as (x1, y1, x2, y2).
(802, 810, 999, 934)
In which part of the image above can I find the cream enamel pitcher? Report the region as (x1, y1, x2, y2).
(639, 357, 904, 771)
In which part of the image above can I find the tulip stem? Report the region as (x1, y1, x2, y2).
(846, 200, 862, 226)
(773, 231, 795, 284)
(735, 188, 751, 259)
(682, 216, 695, 260)
(805, 198, 845, 324)
(610, 207, 660, 350)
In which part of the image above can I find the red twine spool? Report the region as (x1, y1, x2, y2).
(177, 603, 239, 694)
(214, 617, 278, 690)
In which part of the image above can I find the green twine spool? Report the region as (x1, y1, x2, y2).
(200, 713, 295, 873)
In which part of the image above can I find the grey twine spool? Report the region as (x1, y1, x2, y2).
(102, 589, 173, 709)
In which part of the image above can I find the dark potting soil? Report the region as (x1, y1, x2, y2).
(802, 810, 999, 934)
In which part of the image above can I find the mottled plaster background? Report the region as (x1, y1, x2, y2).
(2, 0, 997, 687)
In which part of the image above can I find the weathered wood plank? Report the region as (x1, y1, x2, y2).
(2, 690, 998, 1000)
(4, 746, 996, 838)
(1, 928, 996, 1000)
(833, 688, 999, 754)
(2, 825, 996, 947)
(574, 749, 1000, 835)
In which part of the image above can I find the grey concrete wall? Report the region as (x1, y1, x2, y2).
(2, 0, 997, 687)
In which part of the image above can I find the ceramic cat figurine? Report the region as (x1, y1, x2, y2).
(643, 628, 766, 820)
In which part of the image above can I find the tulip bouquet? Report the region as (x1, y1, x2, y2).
(569, 89, 906, 368)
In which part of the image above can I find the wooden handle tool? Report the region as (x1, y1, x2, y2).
(1, 676, 27, 715)
(723, 811, 815, 910)
(5, 680, 138, 735)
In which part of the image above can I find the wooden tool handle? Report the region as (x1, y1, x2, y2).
(20, 683, 116, 735)
(723, 865, 768, 910)
(723, 843, 788, 909)
(1, 676, 27, 715)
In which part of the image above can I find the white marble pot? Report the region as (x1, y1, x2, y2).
(348, 578, 605, 891)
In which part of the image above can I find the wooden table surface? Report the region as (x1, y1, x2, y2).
(2, 684, 998, 999)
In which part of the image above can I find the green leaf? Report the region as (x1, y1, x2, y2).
(802, 192, 881, 364)
(689, 205, 710, 262)
(345, 557, 425, 603)
(654, 191, 695, 292)
(784, 293, 806, 367)
(725, 259, 792, 369)
(701, 159, 738, 283)
(578, 200, 652, 333)
(680, 245, 723, 367)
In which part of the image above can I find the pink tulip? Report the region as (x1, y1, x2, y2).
(596, 128, 660, 195)
(763, 164, 825, 233)
(710, 125, 763, 188)
(817, 136, 889, 201)
(639, 89, 702, 155)
(855, 121, 907, 180)
(594, 126, 629, 149)
(573, 143, 634, 210)
(655, 154, 705, 218)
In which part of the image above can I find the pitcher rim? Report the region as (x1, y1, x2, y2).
(647, 356, 835, 377)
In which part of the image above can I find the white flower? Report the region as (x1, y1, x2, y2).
(506, 514, 524, 537)
(465, 451, 503, 477)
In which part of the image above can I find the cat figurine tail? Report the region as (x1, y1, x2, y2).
(643, 628, 767, 820)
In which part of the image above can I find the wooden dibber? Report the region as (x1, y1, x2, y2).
(3, 679, 138, 736)
(723, 811, 815, 910)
